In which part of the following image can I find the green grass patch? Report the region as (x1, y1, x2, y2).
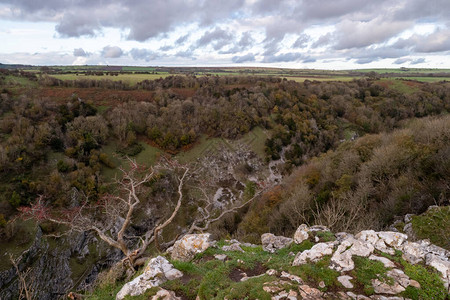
(288, 256, 339, 292)
(175, 135, 224, 164)
(50, 73, 171, 86)
(401, 260, 448, 300)
(237, 126, 268, 159)
(379, 79, 420, 94)
(411, 206, 450, 250)
(352, 256, 391, 296)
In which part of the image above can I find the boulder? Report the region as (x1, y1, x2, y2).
(294, 224, 309, 244)
(293, 242, 335, 266)
(222, 243, 244, 252)
(401, 241, 425, 264)
(368, 255, 396, 268)
(425, 253, 450, 289)
(298, 284, 323, 299)
(331, 238, 374, 272)
(338, 275, 354, 289)
(261, 233, 293, 253)
(371, 269, 410, 295)
(171, 234, 214, 261)
(116, 256, 183, 300)
(151, 289, 181, 300)
(377, 232, 407, 249)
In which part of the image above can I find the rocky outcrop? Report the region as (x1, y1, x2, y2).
(116, 256, 183, 300)
(261, 233, 293, 253)
(170, 233, 214, 261)
(293, 242, 335, 265)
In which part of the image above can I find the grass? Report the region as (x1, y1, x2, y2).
(237, 127, 268, 159)
(175, 135, 224, 164)
(351, 256, 391, 296)
(393, 76, 450, 82)
(411, 206, 450, 250)
(50, 73, 171, 86)
(378, 78, 420, 94)
(401, 261, 448, 300)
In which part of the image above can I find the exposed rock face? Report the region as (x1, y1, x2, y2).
(368, 255, 396, 268)
(293, 242, 335, 265)
(371, 269, 410, 294)
(293, 224, 309, 244)
(171, 233, 214, 261)
(116, 256, 183, 300)
(338, 275, 354, 289)
(261, 233, 293, 253)
(150, 289, 180, 300)
(222, 243, 244, 252)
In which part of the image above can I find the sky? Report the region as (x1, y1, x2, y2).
(0, 0, 449, 69)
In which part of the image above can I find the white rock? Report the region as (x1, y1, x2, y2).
(116, 256, 183, 300)
(151, 289, 181, 300)
(293, 242, 334, 266)
(338, 275, 354, 289)
(331, 238, 374, 272)
(294, 224, 309, 244)
(371, 269, 409, 295)
(368, 255, 396, 268)
(280, 271, 304, 284)
(214, 254, 227, 261)
(261, 233, 293, 253)
(298, 284, 323, 299)
(266, 269, 278, 276)
(377, 232, 408, 249)
(401, 241, 425, 264)
(347, 291, 371, 299)
(355, 230, 379, 245)
(425, 253, 450, 289)
(171, 233, 214, 261)
(222, 243, 244, 252)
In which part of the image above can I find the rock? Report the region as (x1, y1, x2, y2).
(377, 232, 408, 249)
(319, 281, 326, 288)
(309, 225, 329, 232)
(401, 241, 425, 264)
(151, 289, 181, 300)
(338, 275, 354, 289)
(331, 238, 374, 272)
(272, 290, 298, 300)
(370, 296, 405, 300)
(368, 255, 396, 268)
(263, 280, 291, 293)
(261, 233, 293, 253)
(280, 271, 304, 284)
(347, 291, 370, 299)
(425, 253, 450, 289)
(241, 273, 265, 282)
(371, 269, 409, 295)
(293, 242, 335, 266)
(294, 224, 309, 244)
(214, 254, 227, 261)
(171, 234, 214, 261)
(266, 269, 278, 276)
(222, 243, 244, 252)
(403, 223, 416, 240)
(409, 279, 421, 288)
(116, 256, 183, 300)
(336, 232, 355, 242)
(298, 284, 323, 299)
(356, 230, 395, 255)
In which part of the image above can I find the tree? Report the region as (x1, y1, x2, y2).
(19, 158, 189, 270)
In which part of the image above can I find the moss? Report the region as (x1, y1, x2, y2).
(352, 256, 391, 296)
(401, 260, 448, 300)
(411, 206, 450, 250)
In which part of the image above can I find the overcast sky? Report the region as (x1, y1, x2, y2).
(1, 0, 449, 69)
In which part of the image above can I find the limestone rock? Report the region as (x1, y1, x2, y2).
(347, 291, 371, 299)
(261, 233, 293, 253)
(171, 234, 214, 261)
(116, 256, 183, 300)
(425, 253, 450, 289)
(294, 224, 309, 244)
(401, 241, 425, 264)
(263, 280, 291, 293)
(338, 275, 354, 289)
(266, 269, 278, 276)
(298, 284, 323, 299)
(377, 232, 408, 249)
(280, 271, 304, 284)
(293, 242, 334, 266)
(272, 290, 298, 300)
(222, 243, 244, 252)
(214, 254, 227, 261)
(151, 289, 181, 300)
(331, 238, 374, 272)
(371, 269, 410, 295)
(368, 255, 396, 268)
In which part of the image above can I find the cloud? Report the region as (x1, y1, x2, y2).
(411, 58, 425, 64)
(263, 52, 302, 63)
(73, 48, 89, 57)
(175, 34, 189, 45)
(232, 53, 255, 63)
(334, 18, 411, 49)
(394, 29, 450, 53)
(129, 48, 161, 61)
(196, 27, 233, 50)
(292, 34, 310, 48)
(351, 47, 409, 64)
(101, 45, 123, 58)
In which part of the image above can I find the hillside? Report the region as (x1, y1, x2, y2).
(90, 214, 449, 300)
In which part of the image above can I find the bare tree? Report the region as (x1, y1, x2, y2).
(8, 254, 35, 300)
(19, 158, 189, 270)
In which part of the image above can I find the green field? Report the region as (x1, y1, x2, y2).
(50, 73, 171, 85)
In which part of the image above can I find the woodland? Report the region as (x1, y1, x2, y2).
(0, 68, 449, 298)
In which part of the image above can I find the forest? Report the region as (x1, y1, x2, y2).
(0, 69, 449, 298)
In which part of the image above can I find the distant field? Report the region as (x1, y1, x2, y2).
(393, 77, 449, 82)
(50, 73, 171, 85)
(285, 76, 356, 82)
(355, 68, 450, 74)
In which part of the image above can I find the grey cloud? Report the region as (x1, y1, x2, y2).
(263, 52, 302, 63)
(312, 33, 333, 48)
(159, 45, 173, 51)
(102, 46, 123, 58)
(393, 58, 410, 64)
(232, 53, 255, 63)
(175, 50, 195, 59)
(302, 57, 316, 63)
(411, 58, 425, 64)
(73, 48, 89, 57)
(351, 47, 409, 64)
(129, 48, 161, 61)
(394, 29, 450, 53)
(196, 27, 233, 50)
(334, 18, 411, 49)
(175, 34, 189, 45)
(293, 34, 310, 48)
